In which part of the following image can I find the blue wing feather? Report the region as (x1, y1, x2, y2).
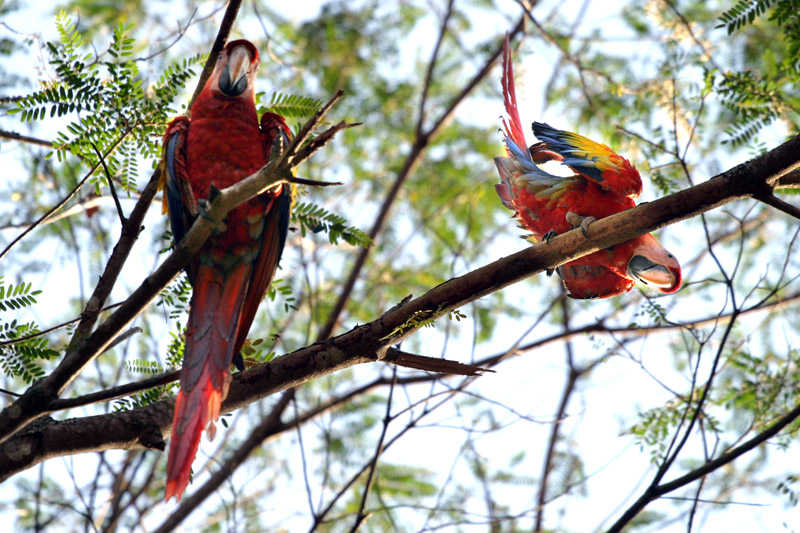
(165, 131, 192, 244)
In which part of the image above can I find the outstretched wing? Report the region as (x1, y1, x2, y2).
(532, 122, 642, 198)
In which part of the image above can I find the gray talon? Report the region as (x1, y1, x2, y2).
(566, 211, 596, 237)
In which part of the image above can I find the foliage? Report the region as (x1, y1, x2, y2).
(0, 320, 59, 383)
(717, 0, 778, 33)
(715, 0, 800, 145)
(0, 278, 58, 384)
(9, 12, 202, 194)
(2, 0, 800, 532)
(292, 201, 372, 247)
(261, 91, 324, 119)
(156, 273, 192, 320)
(0, 278, 41, 312)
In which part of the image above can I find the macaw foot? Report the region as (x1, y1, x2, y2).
(269, 128, 290, 161)
(197, 198, 228, 233)
(540, 229, 558, 276)
(566, 211, 596, 237)
(543, 229, 558, 243)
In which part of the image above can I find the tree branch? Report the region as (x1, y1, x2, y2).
(0, 93, 353, 448)
(316, 17, 527, 341)
(1, 132, 797, 478)
(606, 398, 800, 533)
(185, 0, 243, 112)
(0, 129, 54, 149)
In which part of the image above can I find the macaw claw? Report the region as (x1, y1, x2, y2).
(207, 184, 222, 202)
(269, 127, 290, 161)
(543, 229, 558, 243)
(566, 211, 596, 237)
(197, 198, 228, 233)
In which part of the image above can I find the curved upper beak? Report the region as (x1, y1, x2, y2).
(218, 46, 252, 97)
(628, 255, 677, 290)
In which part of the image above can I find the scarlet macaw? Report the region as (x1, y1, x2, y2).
(494, 37, 681, 299)
(160, 39, 292, 501)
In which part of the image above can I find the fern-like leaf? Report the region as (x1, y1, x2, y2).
(717, 0, 778, 34)
(0, 320, 59, 383)
(0, 278, 41, 312)
(292, 202, 372, 247)
(262, 92, 323, 119)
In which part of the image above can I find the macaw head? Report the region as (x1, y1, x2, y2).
(212, 39, 260, 99)
(627, 234, 682, 294)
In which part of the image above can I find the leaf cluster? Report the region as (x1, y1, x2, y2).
(292, 201, 373, 247)
(260, 91, 323, 119)
(0, 320, 59, 384)
(717, 0, 778, 34)
(9, 12, 202, 193)
(716, 0, 800, 145)
(0, 278, 58, 384)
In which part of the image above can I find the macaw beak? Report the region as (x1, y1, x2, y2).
(218, 45, 252, 97)
(628, 255, 678, 290)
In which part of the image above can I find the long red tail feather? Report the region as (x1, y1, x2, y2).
(501, 33, 527, 151)
(165, 264, 251, 502)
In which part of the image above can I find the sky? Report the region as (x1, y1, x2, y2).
(1, 1, 800, 532)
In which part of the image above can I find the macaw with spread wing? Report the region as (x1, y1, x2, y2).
(160, 39, 292, 501)
(494, 37, 681, 299)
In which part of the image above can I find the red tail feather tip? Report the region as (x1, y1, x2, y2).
(501, 33, 527, 150)
(165, 385, 226, 502)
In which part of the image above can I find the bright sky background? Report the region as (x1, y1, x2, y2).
(1, 1, 799, 531)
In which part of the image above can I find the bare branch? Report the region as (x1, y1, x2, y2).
(153, 391, 293, 533)
(317, 17, 527, 341)
(0, 131, 798, 484)
(755, 192, 800, 220)
(0, 129, 54, 149)
(382, 348, 493, 376)
(606, 398, 800, 533)
(185, 0, 244, 112)
(0, 133, 128, 262)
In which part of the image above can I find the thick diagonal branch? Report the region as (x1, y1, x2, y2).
(0, 98, 355, 446)
(1, 133, 797, 479)
(316, 17, 527, 341)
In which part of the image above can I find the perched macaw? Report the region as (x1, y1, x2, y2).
(160, 39, 292, 501)
(494, 37, 681, 299)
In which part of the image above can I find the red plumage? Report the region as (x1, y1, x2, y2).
(494, 35, 681, 299)
(160, 40, 292, 501)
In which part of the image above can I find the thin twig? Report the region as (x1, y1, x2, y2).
(0, 134, 127, 262)
(153, 391, 293, 533)
(185, 0, 244, 112)
(0, 129, 54, 149)
(606, 396, 800, 532)
(49, 367, 180, 411)
(416, 0, 455, 138)
(89, 141, 127, 225)
(534, 294, 576, 532)
(349, 368, 397, 532)
(317, 17, 527, 341)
